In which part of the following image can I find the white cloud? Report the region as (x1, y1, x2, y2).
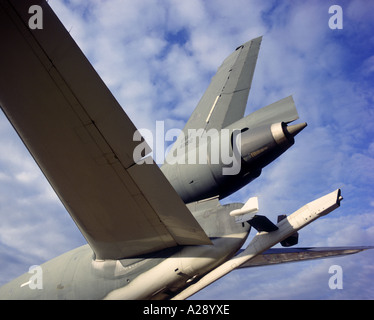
(15, 171, 39, 184)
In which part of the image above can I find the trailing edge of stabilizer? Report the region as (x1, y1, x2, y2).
(172, 189, 342, 300)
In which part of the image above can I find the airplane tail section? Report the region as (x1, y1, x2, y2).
(172, 189, 347, 299)
(238, 246, 374, 268)
(188, 36, 262, 131)
(225, 95, 300, 132)
(165, 37, 262, 162)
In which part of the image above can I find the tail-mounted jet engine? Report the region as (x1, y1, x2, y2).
(238, 122, 307, 170)
(161, 120, 307, 204)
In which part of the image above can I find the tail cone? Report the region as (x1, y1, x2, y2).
(286, 122, 307, 138)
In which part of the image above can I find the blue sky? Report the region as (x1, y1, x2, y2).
(0, 0, 373, 299)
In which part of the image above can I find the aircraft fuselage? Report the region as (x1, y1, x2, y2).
(0, 200, 249, 299)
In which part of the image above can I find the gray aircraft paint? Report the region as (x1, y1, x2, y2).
(0, 0, 372, 300)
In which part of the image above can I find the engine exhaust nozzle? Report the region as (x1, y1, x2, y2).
(286, 122, 308, 138)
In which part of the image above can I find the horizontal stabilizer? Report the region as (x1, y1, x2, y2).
(238, 246, 374, 268)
